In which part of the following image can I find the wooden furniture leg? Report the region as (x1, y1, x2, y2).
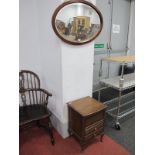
(100, 132, 104, 142)
(48, 118, 55, 145)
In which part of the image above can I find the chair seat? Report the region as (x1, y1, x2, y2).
(19, 104, 51, 126)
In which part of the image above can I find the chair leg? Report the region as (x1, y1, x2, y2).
(48, 118, 55, 145)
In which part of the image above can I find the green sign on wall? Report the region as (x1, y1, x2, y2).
(94, 44, 104, 48)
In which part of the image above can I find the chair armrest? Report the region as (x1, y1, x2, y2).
(41, 89, 52, 96)
(19, 88, 52, 96)
(19, 88, 52, 107)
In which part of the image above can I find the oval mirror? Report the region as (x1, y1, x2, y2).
(52, 0, 103, 45)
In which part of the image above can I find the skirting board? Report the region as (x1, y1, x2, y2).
(50, 113, 69, 139)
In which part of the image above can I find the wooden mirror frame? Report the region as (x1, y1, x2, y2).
(52, 0, 103, 45)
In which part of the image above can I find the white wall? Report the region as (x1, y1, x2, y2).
(20, 0, 96, 138)
(19, 0, 64, 134)
(37, 0, 64, 122)
(19, 0, 41, 75)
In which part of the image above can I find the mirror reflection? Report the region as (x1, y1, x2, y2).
(55, 3, 101, 43)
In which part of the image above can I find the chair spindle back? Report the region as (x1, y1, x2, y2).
(20, 89, 49, 107)
(19, 70, 40, 90)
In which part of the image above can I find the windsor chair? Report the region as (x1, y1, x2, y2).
(19, 70, 55, 144)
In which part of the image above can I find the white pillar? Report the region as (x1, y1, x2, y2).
(55, 0, 96, 138)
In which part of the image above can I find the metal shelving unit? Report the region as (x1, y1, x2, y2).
(99, 55, 135, 130)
